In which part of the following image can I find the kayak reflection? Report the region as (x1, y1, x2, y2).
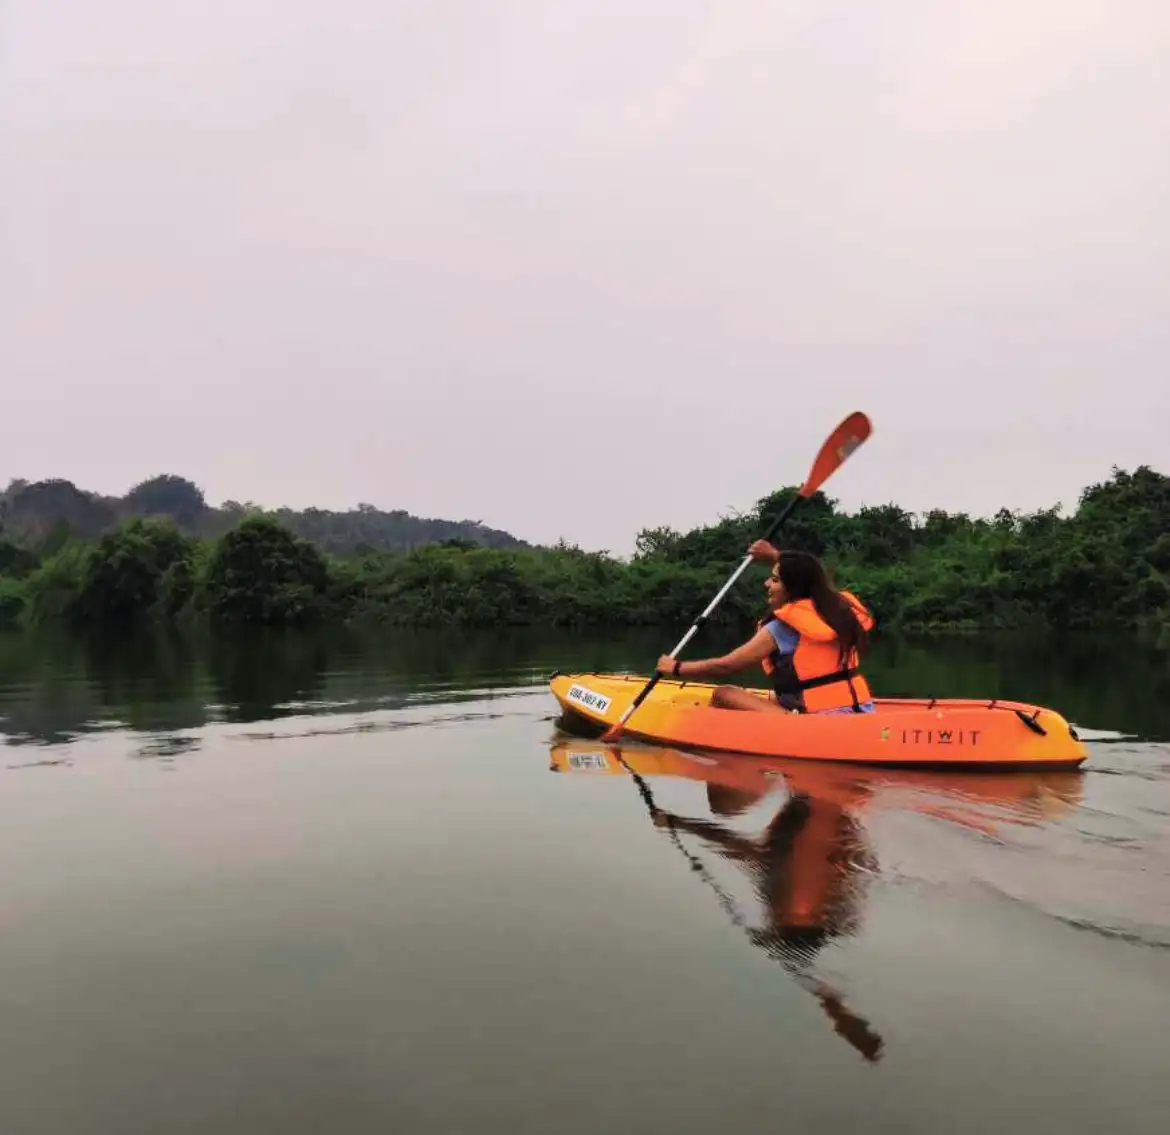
(548, 736, 1084, 1064)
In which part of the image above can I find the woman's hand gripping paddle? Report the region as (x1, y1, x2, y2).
(600, 411, 873, 744)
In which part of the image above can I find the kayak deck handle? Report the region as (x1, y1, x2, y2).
(1015, 709, 1048, 736)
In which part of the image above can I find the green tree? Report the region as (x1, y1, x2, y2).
(0, 578, 27, 626)
(124, 475, 207, 527)
(0, 538, 40, 579)
(204, 516, 330, 625)
(70, 519, 196, 628)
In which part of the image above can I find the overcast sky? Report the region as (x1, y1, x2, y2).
(3, 1, 1167, 552)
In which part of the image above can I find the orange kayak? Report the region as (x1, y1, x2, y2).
(548, 672, 1088, 770)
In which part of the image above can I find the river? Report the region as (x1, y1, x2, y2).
(1, 627, 1168, 1134)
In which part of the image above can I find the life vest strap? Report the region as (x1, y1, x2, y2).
(795, 667, 859, 692)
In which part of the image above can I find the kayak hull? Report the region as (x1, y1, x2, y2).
(549, 672, 1089, 770)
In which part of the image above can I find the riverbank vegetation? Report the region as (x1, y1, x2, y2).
(0, 466, 1167, 640)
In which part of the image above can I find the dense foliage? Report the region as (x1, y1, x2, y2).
(0, 466, 1167, 641)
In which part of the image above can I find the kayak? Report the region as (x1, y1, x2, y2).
(548, 672, 1088, 770)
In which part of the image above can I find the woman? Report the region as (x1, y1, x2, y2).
(656, 541, 875, 714)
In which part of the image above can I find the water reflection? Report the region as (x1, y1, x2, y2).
(550, 736, 1085, 1063)
(0, 626, 665, 745)
(3, 626, 1169, 748)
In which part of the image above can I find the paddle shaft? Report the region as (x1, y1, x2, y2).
(607, 491, 804, 731)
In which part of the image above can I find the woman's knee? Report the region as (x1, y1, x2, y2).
(710, 685, 741, 709)
(711, 685, 768, 711)
(711, 685, 788, 713)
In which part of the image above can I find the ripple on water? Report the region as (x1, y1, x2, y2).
(870, 740, 1170, 951)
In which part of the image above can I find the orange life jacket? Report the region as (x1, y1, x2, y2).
(761, 591, 874, 712)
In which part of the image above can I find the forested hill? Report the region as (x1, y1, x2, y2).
(0, 475, 528, 554)
(0, 465, 1166, 638)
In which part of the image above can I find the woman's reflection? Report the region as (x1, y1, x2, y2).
(550, 739, 886, 1062)
(647, 775, 885, 1063)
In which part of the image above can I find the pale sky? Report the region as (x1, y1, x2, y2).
(3, 0, 1167, 552)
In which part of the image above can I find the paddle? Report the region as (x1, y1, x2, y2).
(600, 410, 872, 743)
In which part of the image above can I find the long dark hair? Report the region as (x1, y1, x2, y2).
(776, 550, 868, 666)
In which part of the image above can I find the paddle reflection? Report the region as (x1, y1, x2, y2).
(548, 736, 1084, 1064)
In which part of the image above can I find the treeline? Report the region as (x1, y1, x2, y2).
(635, 464, 1170, 637)
(0, 466, 1167, 640)
(0, 474, 526, 554)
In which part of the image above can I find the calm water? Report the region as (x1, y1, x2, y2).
(1, 627, 1168, 1134)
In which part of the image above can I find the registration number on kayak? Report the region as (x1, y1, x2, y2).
(566, 684, 612, 715)
(565, 752, 612, 772)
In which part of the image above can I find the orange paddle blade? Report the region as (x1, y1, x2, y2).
(800, 411, 872, 497)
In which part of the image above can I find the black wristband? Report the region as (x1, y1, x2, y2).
(673, 659, 682, 676)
